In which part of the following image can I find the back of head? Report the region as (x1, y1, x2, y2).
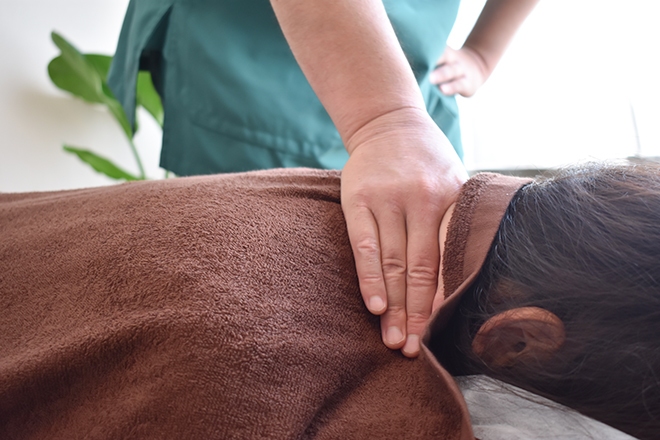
(442, 162, 660, 439)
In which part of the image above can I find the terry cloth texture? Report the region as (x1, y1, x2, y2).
(0, 168, 474, 440)
(423, 173, 533, 356)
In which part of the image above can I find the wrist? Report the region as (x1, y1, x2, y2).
(335, 94, 427, 147)
(344, 107, 437, 155)
(460, 44, 492, 81)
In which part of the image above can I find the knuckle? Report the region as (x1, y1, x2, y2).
(412, 180, 447, 211)
(359, 272, 384, 286)
(354, 238, 379, 259)
(407, 310, 432, 326)
(407, 265, 439, 287)
(414, 177, 441, 197)
(380, 200, 405, 217)
(381, 257, 406, 281)
(385, 303, 407, 317)
(346, 196, 371, 212)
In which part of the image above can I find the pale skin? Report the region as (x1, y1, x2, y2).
(270, 0, 538, 357)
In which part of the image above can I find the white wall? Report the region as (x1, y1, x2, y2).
(1, 0, 659, 192)
(0, 0, 162, 193)
(451, 0, 660, 171)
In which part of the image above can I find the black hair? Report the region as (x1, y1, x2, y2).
(435, 162, 660, 440)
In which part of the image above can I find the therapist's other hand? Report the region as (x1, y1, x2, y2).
(342, 107, 468, 358)
(430, 46, 488, 97)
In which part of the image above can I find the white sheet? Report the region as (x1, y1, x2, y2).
(458, 375, 637, 440)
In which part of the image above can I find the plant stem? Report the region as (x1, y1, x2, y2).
(128, 137, 146, 179)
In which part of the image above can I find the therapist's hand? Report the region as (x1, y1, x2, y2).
(342, 107, 468, 358)
(430, 46, 489, 97)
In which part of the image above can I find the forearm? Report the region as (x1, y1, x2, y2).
(269, 0, 425, 151)
(463, 0, 540, 77)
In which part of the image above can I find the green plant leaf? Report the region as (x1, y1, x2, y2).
(49, 33, 107, 103)
(85, 54, 113, 81)
(49, 32, 133, 139)
(83, 55, 141, 133)
(48, 55, 101, 104)
(47, 54, 113, 104)
(137, 71, 164, 127)
(63, 145, 141, 181)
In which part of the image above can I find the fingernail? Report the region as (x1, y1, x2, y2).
(369, 296, 386, 313)
(387, 326, 404, 345)
(402, 334, 420, 355)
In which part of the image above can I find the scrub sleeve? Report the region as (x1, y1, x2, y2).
(108, 0, 463, 176)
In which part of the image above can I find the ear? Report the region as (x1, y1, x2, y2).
(472, 307, 565, 368)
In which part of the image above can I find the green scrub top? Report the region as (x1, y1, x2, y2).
(108, 0, 463, 176)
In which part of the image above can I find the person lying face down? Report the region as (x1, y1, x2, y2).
(431, 163, 660, 440)
(0, 163, 657, 439)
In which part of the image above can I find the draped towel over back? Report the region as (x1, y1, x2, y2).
(0, 169, 474, 439)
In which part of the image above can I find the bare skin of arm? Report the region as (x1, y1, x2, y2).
(270, 0, 467, 357)
(432, 0, 540, 96)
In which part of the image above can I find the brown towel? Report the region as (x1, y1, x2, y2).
(424, 173, 532, 362)
(0, 169, 474, 440)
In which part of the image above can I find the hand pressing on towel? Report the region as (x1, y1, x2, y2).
(270, 0, 467, 356)
(342, 108, 467, 357)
